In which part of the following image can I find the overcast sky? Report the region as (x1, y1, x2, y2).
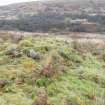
(0, 0, 40, 6)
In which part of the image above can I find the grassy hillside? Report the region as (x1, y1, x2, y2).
(0, 36, 105, 105)
(0, 0, 105, 32)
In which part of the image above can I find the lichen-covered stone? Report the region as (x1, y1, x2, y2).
(27, 49, 40, 59)
(6, 45, 22, 57)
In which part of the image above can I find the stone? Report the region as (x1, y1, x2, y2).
(27, 49, 40, 60)
(6, 45, 21, 57)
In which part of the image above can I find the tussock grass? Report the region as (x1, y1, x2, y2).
(0, 36, 105, 105)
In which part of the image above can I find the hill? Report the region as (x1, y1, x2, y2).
(0, 0, 105, 32)
(0, 35, 105, 105)
(0, 1, 105, 105)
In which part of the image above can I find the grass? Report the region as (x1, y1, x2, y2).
(0, 36, 105, 105)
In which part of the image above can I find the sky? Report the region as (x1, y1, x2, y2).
(0, 0, 40, 6)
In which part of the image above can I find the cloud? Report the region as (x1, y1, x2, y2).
(0, 0, 39, 6)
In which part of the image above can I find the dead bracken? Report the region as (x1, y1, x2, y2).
(32, 89, 51, 105)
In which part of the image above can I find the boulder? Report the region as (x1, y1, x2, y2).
(27, 49, 40, 60)
(6, 45, 21, 57)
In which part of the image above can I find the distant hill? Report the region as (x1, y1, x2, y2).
(0, 0, 105, 33)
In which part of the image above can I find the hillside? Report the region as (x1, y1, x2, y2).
(0, 34, 105, 105)
(0, 0, 105, 32)
(0, 1, 105, 105)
